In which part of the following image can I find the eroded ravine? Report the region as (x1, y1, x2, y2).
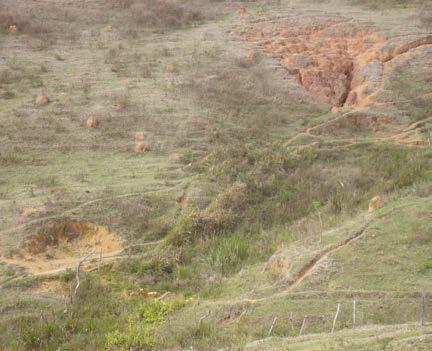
(244, 21, 432, 109)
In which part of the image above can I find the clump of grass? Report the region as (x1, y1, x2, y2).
(167, 182, 247, 245)
(207, 235, 250, 275)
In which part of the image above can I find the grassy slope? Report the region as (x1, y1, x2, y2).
(244, 324, 432, 351)
(0, 0, 431, 350)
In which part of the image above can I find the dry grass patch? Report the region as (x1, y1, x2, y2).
(108, 0, 206, 30)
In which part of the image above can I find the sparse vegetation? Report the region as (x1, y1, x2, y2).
(0, 0, 431, 350)
(108, 0, 206, 30)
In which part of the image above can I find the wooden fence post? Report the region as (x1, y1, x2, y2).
(332, 303, 341, 333)
(299, 315, 307, 336)
(268, 316, 277, 336)
(353, 300, 356, 328)
(421, 291, 427, 326)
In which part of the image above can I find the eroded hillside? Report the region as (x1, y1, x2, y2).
(0, 0, 431, 350)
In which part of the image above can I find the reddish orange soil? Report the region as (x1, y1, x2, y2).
(1, 221, 122, 275)
(245, 20, 386, 107)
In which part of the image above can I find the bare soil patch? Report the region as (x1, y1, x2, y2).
(244, 20, 385, 107)
(244, 20, 432, 110)
(1, 221, 122, 275)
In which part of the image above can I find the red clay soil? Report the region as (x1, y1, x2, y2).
(244, 18, 432, 113)
(244, 20, 386, 107)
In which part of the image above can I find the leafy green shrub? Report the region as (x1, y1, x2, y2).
(105, 300, 185, 350)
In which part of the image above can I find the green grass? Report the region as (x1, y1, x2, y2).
(349, 0, 415, 10)
(0, 0, 432, 349)
(301, 198, 432, 292)
(243, 324, 432, 350)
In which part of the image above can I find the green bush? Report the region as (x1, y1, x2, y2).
(167, 207, 238, 246)
(105, 300, 185, 351)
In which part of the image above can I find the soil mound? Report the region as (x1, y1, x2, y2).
(368, 195, 384, 212)
(8, 25, 17, 33)
(134, 142, 148, 153)
(86, 115, 99, 128)
(35, 95, 49, 105)
(134, 131, 145, 141)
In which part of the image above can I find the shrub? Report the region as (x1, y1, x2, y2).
(167, 208, 238, 246)
(105, 300, 185, 351)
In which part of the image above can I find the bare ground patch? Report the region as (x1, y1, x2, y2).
(243, 19, 432, 110)
(1, 220, 123, 275)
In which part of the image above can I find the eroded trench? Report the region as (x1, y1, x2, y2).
(244, 20, 432, 108)
(2, 220, 123, 275)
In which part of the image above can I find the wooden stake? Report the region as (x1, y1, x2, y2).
(268, 316, 277, 336)
(421, 291, 427, 326)
(353, 300, 356, 328)
(332, 303, 340, 333)
(299, 315, 307, 336)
